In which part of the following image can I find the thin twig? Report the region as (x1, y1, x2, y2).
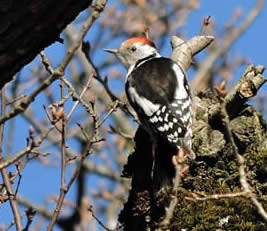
(47, 135, 95, 230)
(61, 124, 66, 188)
(0, 126, 54, 170)
(88, 205, 113, 231)
(46, 1, 108, 230)
(6, 95, 26, 106)
(50, 92, 72, 108)
(6, 213, 25, 231)
(61, 77, 95, 117)
(0, 70, 62, 125)
(14, 164, 22, 197)
(192, 0, 264, 91)
(96, 100, 119, 129)
(16, 194, 54, 220)
(57, 0, 106, 73)
(199, 16, 211, 35)
(23, 207, 36, 231)
(40, 51, 54, 74)
(77, 122, 91, 142)
(66, 71, 95, 121)
(221, 99, 267, 222)
(80, 40, 133, 116)
(0, 87, 23, 231)
(158, 164, 182, 229)
(109, 126, 133, 140)
(187, 191, 249, 201)
(43, 105, 62, 133)
(59, 68, 67, 192)
(0, 0, 108, 126)
(60, 111, 66, 191)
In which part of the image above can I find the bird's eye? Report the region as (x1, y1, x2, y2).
(131, 46, 137, 52)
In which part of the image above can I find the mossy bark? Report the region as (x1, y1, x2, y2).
(119, 65, 267, 231)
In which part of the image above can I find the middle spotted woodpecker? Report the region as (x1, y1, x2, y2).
(105, 37, 194, 183)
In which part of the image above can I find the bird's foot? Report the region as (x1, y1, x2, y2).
(172, 148, 189, 176)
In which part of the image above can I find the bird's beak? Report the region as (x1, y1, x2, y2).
(103, 48, 118, 54)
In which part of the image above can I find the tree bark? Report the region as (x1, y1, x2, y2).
(0, 0, 92, 87)
(119, 65, 267, 230)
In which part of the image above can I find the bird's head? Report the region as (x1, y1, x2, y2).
(104, 37, 160, 69)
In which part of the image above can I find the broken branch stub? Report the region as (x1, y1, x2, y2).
(225, 65, 266, 117)
(171, 35, 214, 72)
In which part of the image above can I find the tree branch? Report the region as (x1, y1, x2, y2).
(191, 0, 264, 91)
(0, 87, 23, 230)
(0, 0, 93, 87)
(46, 1, 108, 230)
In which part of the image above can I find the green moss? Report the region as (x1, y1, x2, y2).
(172, 149, 267, 230)
(244, 148, 267, 196)
(256, 112, 267, 133)
(170, 195, 267, 230)
(159, 91, 267, 230)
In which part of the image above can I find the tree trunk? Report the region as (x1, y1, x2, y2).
(0, 0, 92, 87)
(119, 65, 267, 231)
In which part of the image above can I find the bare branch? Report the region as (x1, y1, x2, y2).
(23, 207, 36, 231)
(66, 72, 95, 121)
(187, 191, 249, 201)
(17, 195, 54, 220)
(191, 0, 264, 91)
(0, 126, 54, 170)
(46, 1, 108, 230)
(199, 16, 211, 35)
(0, 87, 23, 231)
(171, 35, 214, 72)
(40, 51, 54, 75)
(96, 100, 119, 129)
(0, 0, 107, 126)
(221, 94, 267, 222)
(88, 205, 113, 231)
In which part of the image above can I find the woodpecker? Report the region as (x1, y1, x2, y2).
(105, 37, 194, 183)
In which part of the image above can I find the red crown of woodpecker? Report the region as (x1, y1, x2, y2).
(122, 37, 156, 48)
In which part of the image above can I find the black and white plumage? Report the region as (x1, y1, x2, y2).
(104, 37, 194, 174)
(125, 56, 193, 157)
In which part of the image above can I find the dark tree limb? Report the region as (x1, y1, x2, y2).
(0, 0, 93, 87)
